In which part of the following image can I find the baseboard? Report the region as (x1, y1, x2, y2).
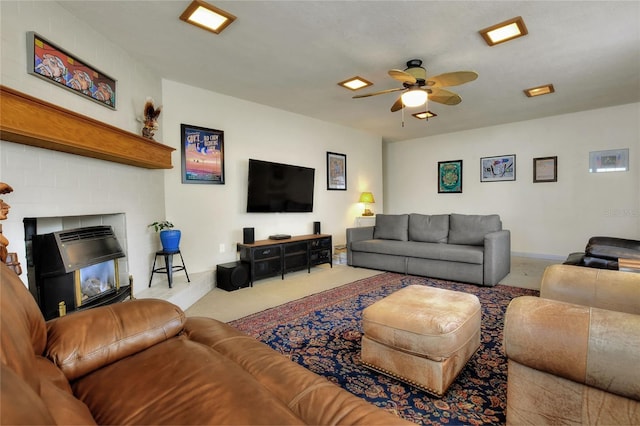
(511, 251, 565, 262)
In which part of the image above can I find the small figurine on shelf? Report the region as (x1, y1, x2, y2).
(140, 98, 162, 140)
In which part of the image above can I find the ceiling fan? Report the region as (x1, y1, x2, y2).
(353, 59, 478, 112)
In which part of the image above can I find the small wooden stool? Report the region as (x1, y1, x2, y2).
(149, 249, 190, 288)
(361, 285, 481, 396)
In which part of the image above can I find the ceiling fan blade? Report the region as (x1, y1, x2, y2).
(427, 71, 478, 87)
(390, 95, 404, 112)
(388, 69, 417, 84)
(429, 87, 462, 105)
(352, 87, 405, 99)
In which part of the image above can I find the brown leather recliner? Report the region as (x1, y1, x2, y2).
(503, 264, 640, 425)
(0, 262, 410, 425)
(564, 236, 640, 269)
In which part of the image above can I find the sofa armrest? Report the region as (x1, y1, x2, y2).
(504, 296, 640, 401)
(346, 226, 374, 265)
(483, 229, 510, 286)
(46, 299, 185, 380)
(347, 226, 374, 244)
(540, 264, 640, 315)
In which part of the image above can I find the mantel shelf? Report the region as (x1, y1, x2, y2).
(0, 85, 174, 169)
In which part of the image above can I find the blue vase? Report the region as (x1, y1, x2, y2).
(160, 229, 181, 252)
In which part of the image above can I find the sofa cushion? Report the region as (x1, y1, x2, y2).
(409, 214, 449, 243)
(351, 240, 484, 264)
(374, 214, 409, 241)
(448, 214, 501, 246)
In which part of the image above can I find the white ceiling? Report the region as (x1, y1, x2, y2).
(57, 1, 640, 143)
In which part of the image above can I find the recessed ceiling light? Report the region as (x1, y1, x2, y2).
(180, 0, 236, 34)
(412, 111, 437, 120)
(479, 16, 528, 46)
(338, 76, 373, 91)
(524, 84, 555, 97)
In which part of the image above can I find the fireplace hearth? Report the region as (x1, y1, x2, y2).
(33, 225, 132, 320)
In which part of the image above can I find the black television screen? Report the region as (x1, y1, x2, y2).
(247, 159, 315, 213)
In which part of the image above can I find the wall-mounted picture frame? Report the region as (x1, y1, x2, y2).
(589, 148, 629, 173)
(533, 156, 558, 183)
(438, 160, 463, 193)
(26, 32, 117, 109)
(481, 154, 516, 182)
(181, 124, 225, 184)
(327, 152, 347, 190)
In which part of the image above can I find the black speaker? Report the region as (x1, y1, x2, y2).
(216, 261, 250, 292)
(313, 221, 321, 235)
(243, 227, 255, 244)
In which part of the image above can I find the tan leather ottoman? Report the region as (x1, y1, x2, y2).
(361, 285, 481, 396)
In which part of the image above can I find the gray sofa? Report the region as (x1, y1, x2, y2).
(347, 213, 511, 286)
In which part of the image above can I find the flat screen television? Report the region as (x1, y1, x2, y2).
(246, 159, 315, 213)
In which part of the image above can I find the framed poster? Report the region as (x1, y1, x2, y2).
(589, 148, 629, 173)
(327, 152, 347, 190)
(533, 156, 558, 182)
(481, 154, 516, 182)
(26, 32, 116, 109)
(181, 124, 225, 184)
(438, 160, 463, 193)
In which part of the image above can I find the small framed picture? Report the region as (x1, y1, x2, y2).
(589, 148, 629, 173)
(438, 160, 463, 193)
(533, 156, 558, 182)
(327, 152, 347, 190)
(481, 154, 516, 182)
(181, 124, 225, 184)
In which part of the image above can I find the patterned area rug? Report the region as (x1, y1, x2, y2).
(229, 273, 538, 425)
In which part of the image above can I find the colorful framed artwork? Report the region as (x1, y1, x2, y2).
(181, 124, 225, 184)
(438, 160, 463, 193)
(327, 152, 347, 190)
(26, 32, 116, 109)
(589, 148, 629, 173)
(533, 156, 558, 182)
(481, 154, 516, 182)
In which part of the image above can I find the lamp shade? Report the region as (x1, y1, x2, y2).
(401, 89, 428, 107)
(358, 192, 375, 203)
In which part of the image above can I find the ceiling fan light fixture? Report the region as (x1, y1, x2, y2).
(180, 0, 236, 34)
(480, 16, 528, 46)
(338, 76, 373, 91)
(524, 84, 555, 97)
(401, 89, 428, 107)
(412, 111, 437, 120)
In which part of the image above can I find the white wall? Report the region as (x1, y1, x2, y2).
(0, 0, 164, 290)
(161, 80, 382, 273)
(384, 103, 640, 258)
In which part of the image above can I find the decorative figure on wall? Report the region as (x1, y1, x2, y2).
(0, 182, 22, 275)
(141, 98, 162, 140)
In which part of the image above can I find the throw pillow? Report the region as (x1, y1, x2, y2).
(409, 214, 449, 243)
(448, 214, 501, 246)
(373, 214, 409, 241)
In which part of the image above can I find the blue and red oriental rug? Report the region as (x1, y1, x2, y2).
(229, 272, 538, 425)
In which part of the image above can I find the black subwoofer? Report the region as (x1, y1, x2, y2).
(216, 261, 250, 291)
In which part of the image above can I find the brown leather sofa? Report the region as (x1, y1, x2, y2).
(504, 264, 640, 425)
(0, 263, 410, 425)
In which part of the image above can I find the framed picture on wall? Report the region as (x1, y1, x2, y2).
(181, 124, 225, 184)
(327, 152, 347, 190)
(589, 148, 629, 173)
(481, 154, 516, 182)
(533, 156, 558, 182)
(26, 32, 117, 109)
(438, 160, 463, 193)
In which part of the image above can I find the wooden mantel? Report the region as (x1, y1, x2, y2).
(0, 85, 174, 169)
